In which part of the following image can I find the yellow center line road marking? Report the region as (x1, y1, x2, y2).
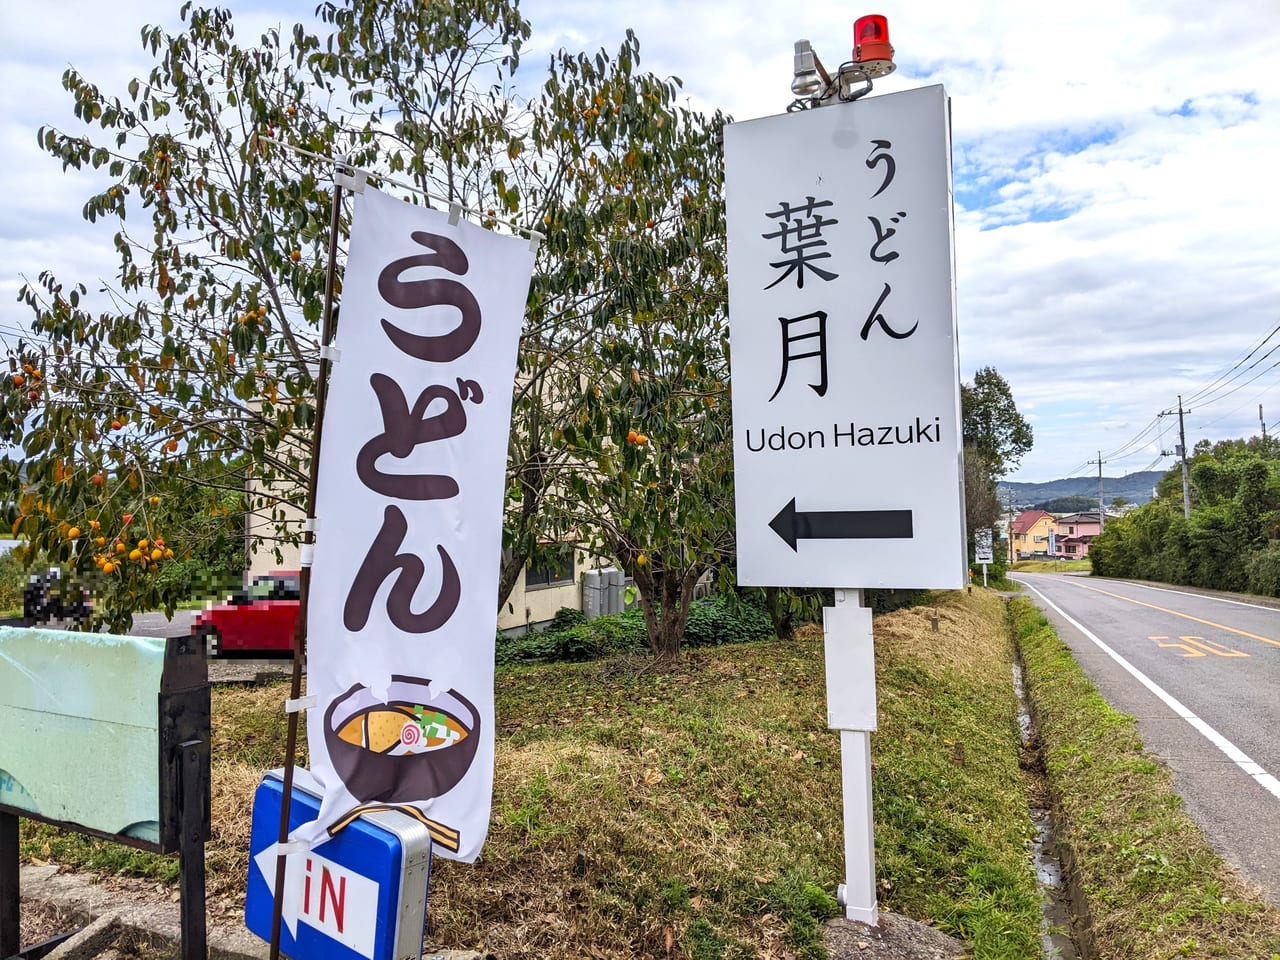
(1075, 582, 1280, 650)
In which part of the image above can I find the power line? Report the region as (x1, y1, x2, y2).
(1194, 384, 1277, 431)
(1192, 347, 1280, 410)
(1139, 450, 1169, 473)
(1192, 355, 1280, 412)
(1101, 415, 1161, 462)
(1184, 320, 1280, 406)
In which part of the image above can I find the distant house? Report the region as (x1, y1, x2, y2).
(1053, 511, 1102, 559)
(1009, 510, 1056, 560)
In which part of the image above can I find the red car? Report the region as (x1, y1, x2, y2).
(193, 571, 300, 658)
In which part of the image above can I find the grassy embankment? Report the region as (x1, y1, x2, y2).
(21, 590, 1043, 959)
(1010, 596, 1280, 959)
(1007, 559, 1092, 574)
(20, 589, 1280, 958)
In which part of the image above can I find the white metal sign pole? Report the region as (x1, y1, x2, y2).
(725, 85, 964, 928)
(828, 588, 878, 925)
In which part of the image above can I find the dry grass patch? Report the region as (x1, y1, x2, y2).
(19, 590, 1048, 959)
(206, 760, 264, 903)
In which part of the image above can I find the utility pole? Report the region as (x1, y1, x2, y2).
(1177, 396, 1192, 520)
(1158, 397, 1193, 520)
(1004, 491, 1017, 562)
(1261, 404, 1267, 442)
(1088, 452, 1105, 531)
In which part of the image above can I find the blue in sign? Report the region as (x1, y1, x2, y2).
(246, 770, 432, 960)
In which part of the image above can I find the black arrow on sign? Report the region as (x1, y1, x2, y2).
(768, 498, 914, 551)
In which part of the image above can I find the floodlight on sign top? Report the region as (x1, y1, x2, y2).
(791, 40, 827, 98)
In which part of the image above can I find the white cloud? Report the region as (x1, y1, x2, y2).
(3, 0, 1279, 480)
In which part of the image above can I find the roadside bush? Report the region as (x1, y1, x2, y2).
(546, 606, 588, 633)
(1090, 447, 1280, 595)
(683, 595, 773, 648)
(1243, 542, 1280, 597)
(970, 552, 1012, 589)
(496, 596, 778, 665)
(866, 588, 928, 614)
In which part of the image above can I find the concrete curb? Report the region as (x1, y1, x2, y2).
(44, 912, 121, 960)
(19, 865, 485, 960)
(21, 865, 266, 960)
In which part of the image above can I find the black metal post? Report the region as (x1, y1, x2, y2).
(1, 810, 18, 959)
(178, 740, 209, 960)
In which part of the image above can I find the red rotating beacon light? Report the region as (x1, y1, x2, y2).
(852, 14, 896, 78)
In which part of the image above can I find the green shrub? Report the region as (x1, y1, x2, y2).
(547, 606, 588, 633)
(1244, 542, 1280, 597)
(497, 596, 778, 665)
(683, 595, 773, 648)
(494, 628, 562, 665)
(551, 618, 646, 661)
(970, 551, 1008, 583)
(580, 609, 648, 654)
(495, 607, 648, 665)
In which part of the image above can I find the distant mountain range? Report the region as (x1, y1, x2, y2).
(997, 470, 1167, 508)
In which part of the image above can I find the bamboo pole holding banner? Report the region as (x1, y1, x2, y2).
(268, 158, 351, 960)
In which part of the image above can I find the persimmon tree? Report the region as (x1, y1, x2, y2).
(317, 1, 732, 633)
(541, 111, 735, 663)
(1, 0, 731, 641)
(6, 6, 333, 629)
(551, 303, 736, 663)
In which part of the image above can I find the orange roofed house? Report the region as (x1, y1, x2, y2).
(1009, 510, 1056, 560)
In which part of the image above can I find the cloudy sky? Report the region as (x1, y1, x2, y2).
(2, 0, 1278, 482)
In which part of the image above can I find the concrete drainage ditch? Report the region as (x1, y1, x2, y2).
(1013, 661, 1087, 960)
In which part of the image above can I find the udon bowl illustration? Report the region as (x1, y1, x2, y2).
(324, 676, 481, 803)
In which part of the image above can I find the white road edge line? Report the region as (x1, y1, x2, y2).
(1013, 577, 1280, 802)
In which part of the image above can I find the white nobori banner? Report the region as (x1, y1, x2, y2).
(298, 186, 532, 862)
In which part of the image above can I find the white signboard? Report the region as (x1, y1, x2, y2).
(975, 528, 994, 565)
(298, 186, 533, 862)
(726, 85, 965, 589)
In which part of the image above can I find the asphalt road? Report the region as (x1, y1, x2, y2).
(128, 608, 198, 637)
(1012, 572, 1280, 906)
(128, 608, 292, 682)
